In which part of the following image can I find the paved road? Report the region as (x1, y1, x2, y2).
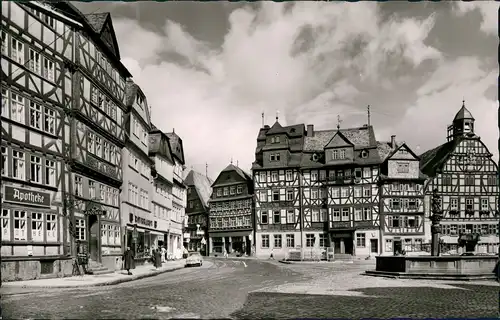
(2, 258, 498, 319)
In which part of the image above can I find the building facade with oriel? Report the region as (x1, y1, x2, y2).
(252, 120, 305, 259)
(122, 80, 159, 262)
(208, 164, 254, 256)
(149, 126, 175, 257)
(378, 139, 427, 255)
(420, 103, 499, 254)
(165, 131, 187, 259)
(184, 169, 213, 255)
(1, 1, 75, 281)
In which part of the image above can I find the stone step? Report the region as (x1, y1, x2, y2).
(90, 269, 114, 275)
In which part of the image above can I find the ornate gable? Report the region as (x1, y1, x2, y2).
(388, 143, 420, 161)
(100, 16, 121, 60)
(324, 131, 353, 149)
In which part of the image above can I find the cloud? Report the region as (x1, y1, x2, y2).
(454, 2, 498, 35)
(111, 2, 443, 178)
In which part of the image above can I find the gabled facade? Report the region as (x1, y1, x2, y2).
(165, 131, 187, 258)
(378, 139, 427, 255)
(420, 103, 499, 254)
(208, 164, 254, 256)
(149, 125, 176, 257)
(184, 170, 213, 255)
(122, 80, 158, 260)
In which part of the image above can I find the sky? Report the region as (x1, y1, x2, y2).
(73, 1, 498, 180)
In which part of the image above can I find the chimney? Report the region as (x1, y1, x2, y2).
(307, 124, 314, 137)
(391, 135, 396, 148)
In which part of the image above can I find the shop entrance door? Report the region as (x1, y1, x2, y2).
(88, 215, 99, 262)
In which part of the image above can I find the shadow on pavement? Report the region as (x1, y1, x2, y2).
(230, 284, 498, 319)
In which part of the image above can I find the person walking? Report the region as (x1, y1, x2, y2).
(161, 246, 167, 263)
(154, 248, 162, 269)
(223, 247, 228, 259)
(123, 246, 135, 275)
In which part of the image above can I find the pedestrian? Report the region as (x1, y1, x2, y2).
(154, 248, 162, 269)
(270, 248, 274, 260)
(224, 248, 228, 259)
(161, 247, 167, 263)
(123, 246, 134, 275)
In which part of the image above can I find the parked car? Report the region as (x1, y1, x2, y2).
(185, 252, 203, 267)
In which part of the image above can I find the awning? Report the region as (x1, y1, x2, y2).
(149, 230, 163, 236)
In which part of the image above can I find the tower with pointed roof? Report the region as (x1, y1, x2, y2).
(420, 102, 499, 254)
(207, 164, 254, 256)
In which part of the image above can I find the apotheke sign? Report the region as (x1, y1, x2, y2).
(4, 186, 51, 207)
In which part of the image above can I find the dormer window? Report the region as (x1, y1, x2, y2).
(361, 150, 368, 158)
(136, 95, 143, 105)
(271, 136, 280, 144)
(339, 149, 346, 159)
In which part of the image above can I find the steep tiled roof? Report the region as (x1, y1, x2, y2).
(266, 121, 287, 135)
(419, 138, 461, 177)
(222, 164, 252, 181)
(184, 170, 213, 209)
(453, 104, 475, 121)
(149, 130, 174, 164)
(84, 12, 108, 33)
(304, 126, 375, 151)
(166, 132, 185, 164)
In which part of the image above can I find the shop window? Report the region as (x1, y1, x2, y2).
(356, 233, 366, 247)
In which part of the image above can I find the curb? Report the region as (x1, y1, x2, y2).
(2, 265, 185, 290)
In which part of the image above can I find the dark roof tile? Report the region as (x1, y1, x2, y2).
(184, 170, 213, 209)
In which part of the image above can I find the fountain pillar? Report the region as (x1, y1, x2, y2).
(430, 188, 443, 257)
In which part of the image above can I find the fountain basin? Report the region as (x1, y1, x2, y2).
(365, 255, 498, 280)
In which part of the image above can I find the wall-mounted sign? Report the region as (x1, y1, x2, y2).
(86, 154, 118, 179)
(133, 215, 154, 228)
(4, 186, 51, 207)
(354, 221, 373, 229)
(330, 221, 351, 229)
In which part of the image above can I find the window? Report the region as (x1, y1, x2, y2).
(354, 187, 362, 198)
(332, 208, 340, 221)
(43, 13, 55, 28)
(287, 209, 294, 224)
(363, 186, 371, 197)
(1, 31, 6, 55)
(283, 234, 294, 248)
(389, 216, 400, 228)
(11, 92, 25, 123)
(29, 49, 41, 74)
(12, 150, 25, 179)
(319, 170, 326, 181)
(43, 57, 55, 81)
(391, 199, 401, 210)
(274, 234, 282, 248)
(311, 171, 318, 181)
(271, 171, 278, 182)
(76, 219, 86, 241)
(230, 186, 235, 195)
(465, 175, 475, 186)
(217, 189, 222, 197)
(89, 180, 96, 199)
(361, 150, 368, 158)
(30, 155, 42, 183)
(259, 172, 266, 182)
(354, 208, 362, 221)
(487, 175, 497, 186)
(1, 146, 7, 176)
(2, 209, 11, 241)
(331, 188, 340, 198)
(273, 210, 280, 224)
(286, 189, 294, 201)
(271, 136, 280, 143)
(11, 38, 24, 64)
(261, 234, 269, 248)
(75, 175, 83, 196)
(95, 136, 102, 157)
(341, 208, 349, 221)
(1, 88, 8, 117)
(87, 132, 95, 152)
(272, 190, 279, 201)
(306, 234, 315, 247)
(442, 175, 452, 185)
(450, 198, 458, 210)
(397, 162, 409, 173)
(356, 233, 366, 247)
(363, 207, 371, 220)
(465, 198, 474, 211)
(29, 101, 42, 129)
(481, 199, 489, 211)
(44, 108, 55, 134)
(261, 211, 268, 224)
(332, 149, 338, 160)
(339, 149, 346, 159)
(31, 212, 44, 242)
(236, 186, 242, 194)
(311, 209, 319, 222)
(408, 199, 417, 210)
(270, 153, 280, 161)
(285, 170, 293, 181)
(223, 187, 228, 196)
(103, 141, 110, 162)
(13, 210, 27, 240)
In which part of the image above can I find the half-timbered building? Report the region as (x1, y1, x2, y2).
(165, 131, 187, 258)
(252, 118, 305, 259)
(122, 80, 158, 263)
(149, 125, 175, 257)
(302, 124, 384, 258)
(184, 170, 213, 255)
(1, 1, 76, 281)
(209, 164, 254, 256)
(420, 103, 499, 254)
(378, 138, 427, 255)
